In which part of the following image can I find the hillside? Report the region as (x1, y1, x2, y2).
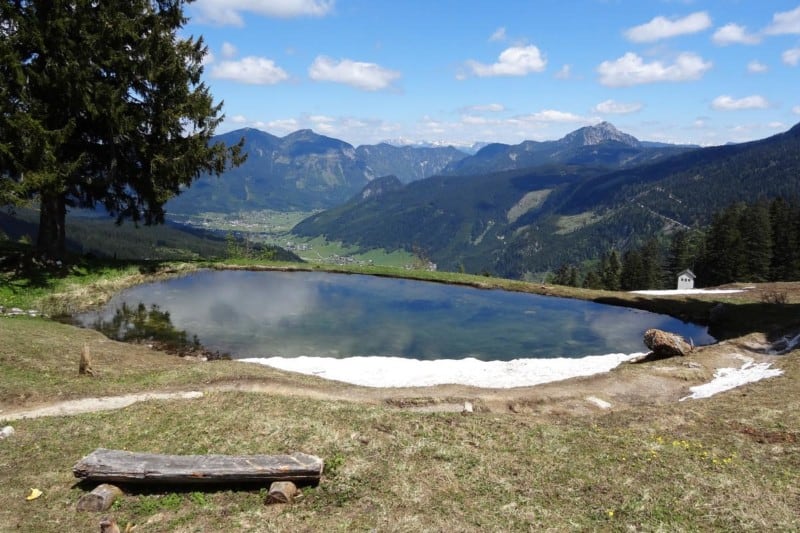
(0, 208, 300, 262)
(293, 165, 604, 272)
(166, 129, 467, 214)
(294, 123, 800, 277)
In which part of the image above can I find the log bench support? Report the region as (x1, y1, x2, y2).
(73, 448, 324, 487)
(76, 483, 123, 512)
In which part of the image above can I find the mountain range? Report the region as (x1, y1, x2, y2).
(166, 128, 469, 214)
(293, 122, 800, 277)
(166, 122, 695, 215)
(441, 122, 695, 175)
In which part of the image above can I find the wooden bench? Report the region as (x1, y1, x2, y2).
(73, 448, 324, 486)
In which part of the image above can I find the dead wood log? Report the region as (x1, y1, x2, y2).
(76, 483, 123, 512)
(73, 448, 323, 486)
(79, 345, 95, 376)
(266, 481, 298, 504)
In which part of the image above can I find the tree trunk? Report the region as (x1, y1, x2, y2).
(37, 191, 67, 258)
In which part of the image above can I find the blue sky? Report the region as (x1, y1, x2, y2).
(184, 1, 800, 147)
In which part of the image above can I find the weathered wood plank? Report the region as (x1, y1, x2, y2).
(73, 448, 323, 485)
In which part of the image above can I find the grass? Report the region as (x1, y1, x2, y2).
(1, 362, 798, 531)
(289, 236, 417, 268)
(1, 250, 799, 531)
(554, 211, 606, 234)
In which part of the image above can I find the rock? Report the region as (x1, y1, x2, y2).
(266, 481, 298, 504)
(643, 329, 693, 358)
(462, 401, 474, 414)
(0, 426, 15, 439)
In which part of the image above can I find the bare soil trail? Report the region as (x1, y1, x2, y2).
(2, 332, 787, 422)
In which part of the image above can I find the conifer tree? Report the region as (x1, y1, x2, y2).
(582, 270, 602, 290)
(739, 200, 772, 282)
(667, 230, 693, 280)
(0, 1, 243, 257)
(640, 237, 663, 289)
(620, 249, 644, 290)
(699, 204, 746, 285)
(769, 198, 799, 281)
(601, 249, 621, 291)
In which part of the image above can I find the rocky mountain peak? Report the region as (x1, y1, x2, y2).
(560, 121, 641, 148)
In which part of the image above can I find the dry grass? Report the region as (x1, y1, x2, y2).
(1, 364, 798, 532)
(0, 315, 798, 532)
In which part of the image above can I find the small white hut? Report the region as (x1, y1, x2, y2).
(676, 269, 696, 290)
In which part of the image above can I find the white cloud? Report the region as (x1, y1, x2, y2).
(593, 99, 643, 115)
(624, 11, 712, 42)
(466, 103, 505, 112)
(712, 23, 760, 45)
(461, 115, 490, 125)
(466, 45, 547, 77)
(230, 114, 248, 124)
(489, 27, 507, 42)
(764, 5, 800, 35)
(711, 95, 769, 110)
(782, 47, 800, 66)
(769, 121, 786, 129)
(211, 56, 289, 84)
(308, 56, 400, 91)
(554, 64, 572, 80)
(747, 60, 768, 73)
(193, 0, 334, 26)
(309, 114, 335, 124)
(793, 105, 800, 115)
(202, 51, 215, 66)
(221, 42, 237, 58)
(520, 110, 584, 123)
(268, 118, 299, 131)
(597, 52, 712, 87)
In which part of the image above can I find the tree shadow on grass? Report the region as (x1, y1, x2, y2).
(0, 240, 168, 291)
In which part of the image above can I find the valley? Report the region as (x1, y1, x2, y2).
(159, 121, 800, 281)
(169, 209, 417, 268)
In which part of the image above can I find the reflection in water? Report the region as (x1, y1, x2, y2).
(75, 270, 715, 362)
(92, 302, 198, 350)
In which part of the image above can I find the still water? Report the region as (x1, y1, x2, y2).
(75, 270, 714, 361)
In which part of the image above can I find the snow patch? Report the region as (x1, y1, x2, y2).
(631, 288, 746, 296)
(679, 359, 783, 401)
(241, 352, 644, 389)
(586, 396, 612, 409)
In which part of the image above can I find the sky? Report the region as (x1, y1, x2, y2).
(184, 0, 800, 148)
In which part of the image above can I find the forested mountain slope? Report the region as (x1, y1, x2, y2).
(294, 123, 800, 277)
(166, 129, 467, 214)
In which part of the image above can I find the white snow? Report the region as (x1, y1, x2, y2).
(679, 359, 783, 401)
(586, 396, 612, 409)
(631, 288, 745, 296)
(240, 352, 644, 389)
